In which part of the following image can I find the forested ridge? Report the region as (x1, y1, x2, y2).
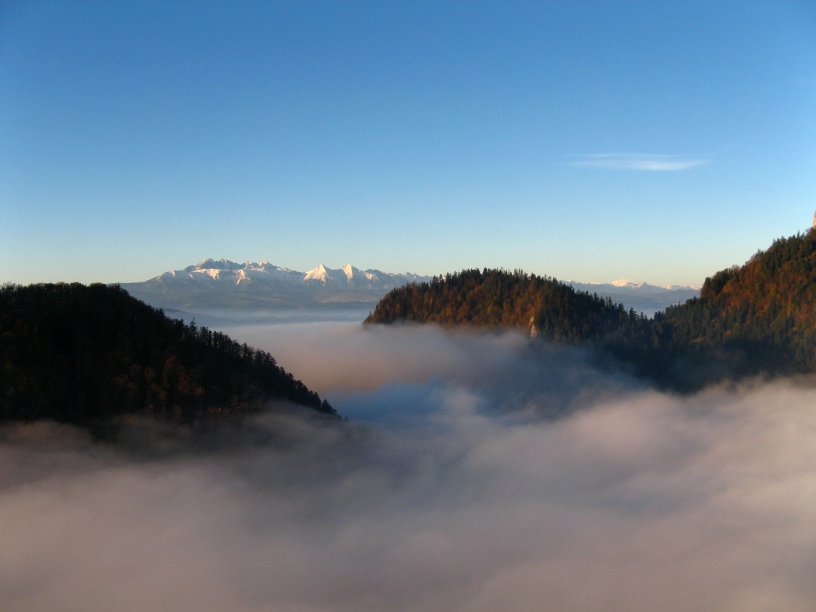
(663, 231, 816, 361)
(366, 229, 816, 389)
(365, 269, 647, 342)
(1, 283, 335, 426)
(650, 229, 816, 386)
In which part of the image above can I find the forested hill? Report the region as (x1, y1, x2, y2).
(656, 229, 816, 378)
(365, 269, 645, 343)
(366, 229, 816, 389)
(0, 283, 335, 426)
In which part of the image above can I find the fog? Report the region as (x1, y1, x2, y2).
(2, 315, 816, 611)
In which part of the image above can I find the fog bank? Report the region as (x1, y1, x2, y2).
(2, 321, 815, 611)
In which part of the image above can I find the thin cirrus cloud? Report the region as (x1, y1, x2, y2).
(568, 153, 707, 171)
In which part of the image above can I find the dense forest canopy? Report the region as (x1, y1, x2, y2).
(664, 231, 816, 362)
(0, 283, 335, 426)
(366, 230, 816, 390)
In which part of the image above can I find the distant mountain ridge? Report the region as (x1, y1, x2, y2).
(157, 259, 428, 289)
(568, 279, 698, 291)
(566, 280, 699, 315)
(119, 259, 699, 313)
(119, 260, 433, 310)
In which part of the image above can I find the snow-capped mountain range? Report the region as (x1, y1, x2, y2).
(567, 279, 699, 316)
(119, 259, 700, 315)
(150, 259, 429, 289)
(119, 259, 433, 310)
(567, 278, 698, 292)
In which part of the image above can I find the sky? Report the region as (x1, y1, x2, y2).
(2, 0, 815, 286)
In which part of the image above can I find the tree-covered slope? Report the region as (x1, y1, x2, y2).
(365, 269, 647, 343)
(1, 283, 335, 425)
(366, 230, 816, 389)
(651, 229, 816, 384)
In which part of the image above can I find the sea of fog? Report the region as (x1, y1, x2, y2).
(2, 309, 816, 611)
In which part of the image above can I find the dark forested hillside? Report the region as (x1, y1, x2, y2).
(365, 269, 648, 343)
(366, 230, 816, 390)
(666, 230, 816, 355)
(650, 229, 816, 386)
(0, 283, 335, 426)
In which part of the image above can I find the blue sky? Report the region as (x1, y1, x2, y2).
(2, 1, 815, 286)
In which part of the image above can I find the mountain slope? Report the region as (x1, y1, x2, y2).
(366, 229, 816, 390)
(650, 229, 816, 384)
(0, 283, 335, 426)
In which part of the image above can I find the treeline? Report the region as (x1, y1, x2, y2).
(366, 229, 816, 390)
(0, 283, 335, 425)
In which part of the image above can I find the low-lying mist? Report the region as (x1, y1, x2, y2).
(2, 314, 815, 611)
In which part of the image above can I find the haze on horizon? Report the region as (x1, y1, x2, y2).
(2, 1, 816, 287)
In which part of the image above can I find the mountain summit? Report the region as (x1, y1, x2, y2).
(119, 261, 432, 309)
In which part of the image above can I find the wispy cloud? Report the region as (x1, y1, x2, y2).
(568, 153, 707, 171)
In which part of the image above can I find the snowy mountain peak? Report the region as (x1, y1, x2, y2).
(303, 264, 334, 283)
(341, 263, 364, 281)
(189, 258, 241, 272)
(610, 279, 644, 289)
(131, 259, 433, 309)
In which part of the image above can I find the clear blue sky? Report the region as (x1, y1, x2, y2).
(2, 1, 815, 286)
